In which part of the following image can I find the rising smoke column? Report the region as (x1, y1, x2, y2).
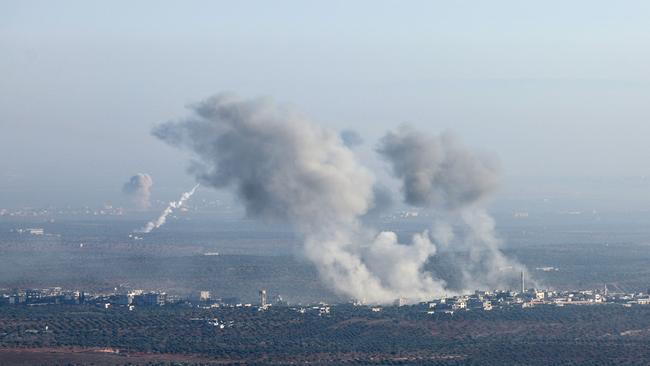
(377, 126, 527, 291)
(122, 173, 153, 209)
(136, 184, 199, 233)
(152, 94, 448, 303)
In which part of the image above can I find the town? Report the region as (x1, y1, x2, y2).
(3, 283, 650, 314)
(6, 283, 650, 364)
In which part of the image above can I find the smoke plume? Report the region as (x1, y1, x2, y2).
(153, 94, 527, 303)
(377, 126, 526, 290)
(136, 184, 199, 233)
(122, 173, 153, 209)
(377, 128, 499, 209)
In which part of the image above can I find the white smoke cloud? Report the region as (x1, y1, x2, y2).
(152, 94, 528, 303)
(136, 184, 199, 233)
(122, 173, 153, 209)
(152, 94, 450, 303)
(377, 126, 528, 291)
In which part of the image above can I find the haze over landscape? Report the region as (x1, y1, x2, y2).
(3, 1, 650, 365)
(4, 1, 650, 213)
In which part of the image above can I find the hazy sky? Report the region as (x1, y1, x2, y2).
(2, 1, 650, 211)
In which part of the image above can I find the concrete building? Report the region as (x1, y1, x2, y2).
(132, 292, 166, 307)
(452, 299, 467, 310)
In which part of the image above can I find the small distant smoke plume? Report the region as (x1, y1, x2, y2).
(136, 184, 199, 233)
(378, 126, 527, 291)
(340, 129, 364, 148)
(122, 173, 153, 209)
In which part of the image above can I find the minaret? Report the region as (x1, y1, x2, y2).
(259, 289, 268, 307)
(521, 271, 525, 293)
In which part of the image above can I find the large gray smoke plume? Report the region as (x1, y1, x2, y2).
(122, 173, 153, 209)
(377, 128, 498, 209)
(153, 94, 450, 302)
(153, 95, 374, 229)
(378, 126, 526, 290)
(153, 94, 527, 303)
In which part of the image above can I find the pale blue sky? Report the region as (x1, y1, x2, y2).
(2, 1, 650, 211)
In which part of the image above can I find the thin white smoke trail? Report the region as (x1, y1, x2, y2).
(135, 184, 199, 233)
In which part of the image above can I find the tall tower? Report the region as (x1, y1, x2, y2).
(521, 271, 525, 293)
(259, 289, 267, 307)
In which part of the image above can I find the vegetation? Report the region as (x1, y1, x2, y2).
(2, 304, 650, 364)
